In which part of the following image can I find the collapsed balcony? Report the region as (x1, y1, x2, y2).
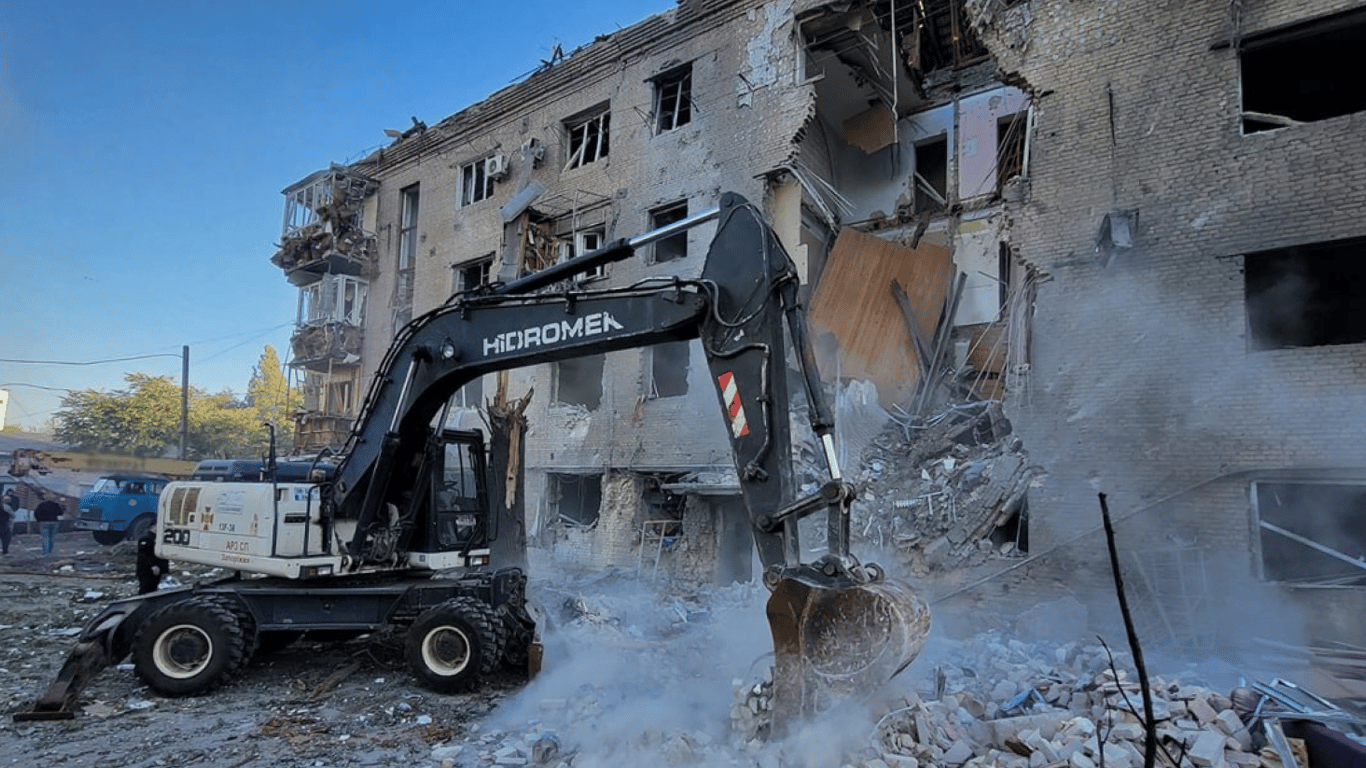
(272, 164, 380, 287)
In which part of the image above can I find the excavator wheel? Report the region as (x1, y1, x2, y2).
(405, 597, 504, 693)
(201, 595, 259, 674)
(766, 573, 930, 728)
(131, 596, 248, 696)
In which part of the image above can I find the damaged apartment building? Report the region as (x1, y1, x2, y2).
(271, 0, 1366, 652)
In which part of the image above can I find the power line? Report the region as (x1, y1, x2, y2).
(0, 383, 75, 393)
(0, 353, 182, 366)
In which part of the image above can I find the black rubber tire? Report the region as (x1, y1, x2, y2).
(127, 515, 156, 543)
(132, 596, 247, 696)
(92, 530, 125, 546)
(405, 597, 502, 693)
(201, 595, 258, 673)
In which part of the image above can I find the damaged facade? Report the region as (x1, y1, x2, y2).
(271, 0, 1366, 659)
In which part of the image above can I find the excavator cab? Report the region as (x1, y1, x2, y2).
(409, 429, 491, 556)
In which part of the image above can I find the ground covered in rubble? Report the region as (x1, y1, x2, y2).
(0, 530, 1349, 768)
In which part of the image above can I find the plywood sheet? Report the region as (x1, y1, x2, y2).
(842, 103, 897, 154)
(810, 228, 954, 406)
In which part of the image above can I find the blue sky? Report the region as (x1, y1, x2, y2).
(0, 0, 674, 430)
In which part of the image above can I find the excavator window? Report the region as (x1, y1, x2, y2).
(425, 431, 489, 552)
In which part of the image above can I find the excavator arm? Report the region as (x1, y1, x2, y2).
(329, 192, 929, 725)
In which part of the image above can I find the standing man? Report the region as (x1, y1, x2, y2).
(33, 493, 64, 556)
(0, 489, 16, 555)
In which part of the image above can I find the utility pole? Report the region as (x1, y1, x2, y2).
(180, 345, 189, 460)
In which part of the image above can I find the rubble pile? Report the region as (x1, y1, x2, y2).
(847, 401, 1040, 575)
(731, 632, 1328, 768)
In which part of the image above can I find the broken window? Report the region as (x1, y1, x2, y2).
(996, 112, 1027, 194)
(1239, 7, 1366, 133)
(397, 185, 419, 308)
(649, 202, 689, 263)
(653, 65, 693, 133)
(452, 254, 493, 295)
(460, 158, 494, 206)
(326, 380, 353, 414)
(914, 136, 948, 213)
(563, 105, 611, 170)
(1254, 481, 1366, 586)
(1243, 236, 1366, 350)
(552, 473, 602, 526)
(298, 276, 367, 327)
(558, 229, 606, 281)
(649, 340, 690, 399)
(554, 353, 605, 409)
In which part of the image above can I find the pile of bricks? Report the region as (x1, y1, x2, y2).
(731, 633, 1332, 768)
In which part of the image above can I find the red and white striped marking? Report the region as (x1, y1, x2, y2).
(717, 372, 750, 438)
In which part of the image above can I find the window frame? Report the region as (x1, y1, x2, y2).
(563, 105, 611, 170)
(459, 157, 495, 207)
(1252, 479, 1366, 587)
(652, 64, 693, 134)
(648, 202, 690, 264)
(452, 254, 494, 295)
(558, 229, 607, 281)
(648, 340, 690, 399)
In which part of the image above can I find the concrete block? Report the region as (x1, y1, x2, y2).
(1187, 696, 1218, 725)
(942, 740, 974, 766)
(1214, 710, 1244, 736)
(1187, 730, 1227, 767)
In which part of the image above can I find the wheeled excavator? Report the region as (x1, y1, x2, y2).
(16, 193, 930, 730)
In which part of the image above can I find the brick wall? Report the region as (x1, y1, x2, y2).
(955, 0, 1366, 645)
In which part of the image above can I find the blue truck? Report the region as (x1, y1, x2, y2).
(75, 474, 168, 545)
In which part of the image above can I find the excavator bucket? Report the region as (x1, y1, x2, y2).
(765, 573, 930, 732)
(12, 641, 112, 722)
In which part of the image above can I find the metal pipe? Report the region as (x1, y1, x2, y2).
(626, 205, 720, 249)
(494, 206, 722, 297)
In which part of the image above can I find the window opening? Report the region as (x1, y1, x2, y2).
(649, 341, 690, 399)
(460, 158, 494, 206)
(397, 185, 419, 308)
(452, 254, 494, 295)
(553, 473, 602, 526)
(1240, 8, 1366, 133)
(326, 380, 353, 414)
(914, 136, 948, 213)
(558, 229, 606, 281)
(298, 276, 367, 326)
(1244, 236, 1366, 350)
(554, 354, 605, 409)
(564, 106, 611, 170)
(996, 113, 1027, 194)
(650, 202, 689, 263)
(1254, 481, 1366, 586)
(653, 65, 693, 133)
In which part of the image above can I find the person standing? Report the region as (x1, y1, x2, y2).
(33, 493, 63, 556)
(0, 490, 16, 555)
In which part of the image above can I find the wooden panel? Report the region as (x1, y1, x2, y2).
(809, 228, 954, 406)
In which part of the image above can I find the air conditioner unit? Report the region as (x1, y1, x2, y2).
(484, 153, 510, 181)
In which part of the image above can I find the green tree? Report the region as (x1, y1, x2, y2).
(55, 373, 183, 456)
(54, 346, 303, 460)
(246, 345, 301, 455)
